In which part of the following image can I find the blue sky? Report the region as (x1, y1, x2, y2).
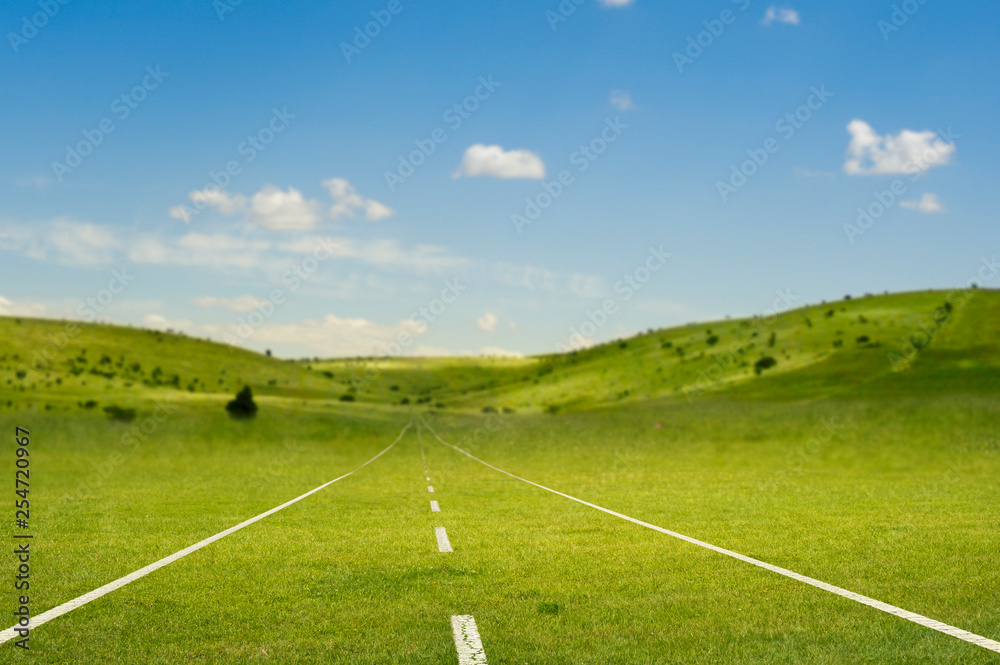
(1, 0, 997, 357)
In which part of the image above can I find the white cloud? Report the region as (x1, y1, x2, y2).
(476, 311, 498, 332)
(171, 187, 249, 224)
(598, 0, 633, 6)
(495, 263, 606, 297)
(900, 193, 946, 214)
(0, 295, 47, 317)
(192, 295, 267, 312)
(173, 179, 392, 228)
(248, 185, 321, 230)
(1, 219, 121, 267)
(279, 236, 466, 273)
(610, 90, 635, 111)
(129, 234, 272, 270)
(762, 6, 800, 25)
(454, 144, 545, 180)
(250, 314, 427, 356)
(844, 120, 955, 176)
(322, 178, 395, 221)
(142, 313, 196, 334)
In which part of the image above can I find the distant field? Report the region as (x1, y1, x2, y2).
(1, 289, 998, 662)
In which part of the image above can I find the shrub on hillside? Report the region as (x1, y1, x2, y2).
(339, 394, 355, 402)
(104, 405, 137, 423)
(226, 386, 258, 419)
(754, 356, 777, 375)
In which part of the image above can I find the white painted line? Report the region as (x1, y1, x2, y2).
(0, 420, 416, 646)
(435, 526, 453, 552)
(428, 485, 434, 493)
(421, 419, 1000, 655)
(451, 615, 488, 664)
(430, 500, 440, 512)
(426, 476, 431, 481)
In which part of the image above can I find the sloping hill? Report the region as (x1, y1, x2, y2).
(2, 289, 996, 415)
(322, 288, 999, 410)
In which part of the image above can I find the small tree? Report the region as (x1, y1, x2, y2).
(226, 385, 258, 419)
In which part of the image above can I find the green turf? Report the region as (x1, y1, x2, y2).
(1, 289, 998, 662)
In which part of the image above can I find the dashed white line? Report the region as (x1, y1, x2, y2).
(451, 615, 488, 664)
(430, 500, 441, 512)
(0, 419, 415, 646)
(435, 526, 453, 552)
(428, 485, 434, 493)
(421, 418, 1000, 655)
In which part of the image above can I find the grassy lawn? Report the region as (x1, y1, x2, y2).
(1, 290, 998, 662)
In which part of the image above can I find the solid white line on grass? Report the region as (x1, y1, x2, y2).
(428, 485, 435, 493)
(431, 500, 441, 512)
(427, 477, 431, 481)
(451, 615, 488, 664)
(435, 526, 453, 552)
(421, 419, 1000, 655)
(0, 419, 416, 647)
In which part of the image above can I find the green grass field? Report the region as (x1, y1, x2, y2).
(1, 289, 998, 663)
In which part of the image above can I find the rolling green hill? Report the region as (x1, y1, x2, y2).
(1, 288, 997, 417)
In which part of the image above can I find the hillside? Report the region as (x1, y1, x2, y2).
(1, 289, 997, 415)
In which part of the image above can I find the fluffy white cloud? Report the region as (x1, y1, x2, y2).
(172, 179, 392, 228)
(762, 6, 800, 25)
(476, 311, 498, 332)
(322, 178, 395, 221)
(248, 185, 321, 230)
(610, 90, 635, 111)
(844, 120, 955, 176)
(900, 193, 945, 214)
(454, 144, 545, 180)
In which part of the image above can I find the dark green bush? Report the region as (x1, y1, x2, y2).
(754, 357, 777, 375)
(103, 405, 137, 423)
(226, 386, 258, 418)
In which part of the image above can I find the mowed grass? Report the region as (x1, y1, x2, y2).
(2, 393, 998, 663)
(1, 289, 998, 662)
